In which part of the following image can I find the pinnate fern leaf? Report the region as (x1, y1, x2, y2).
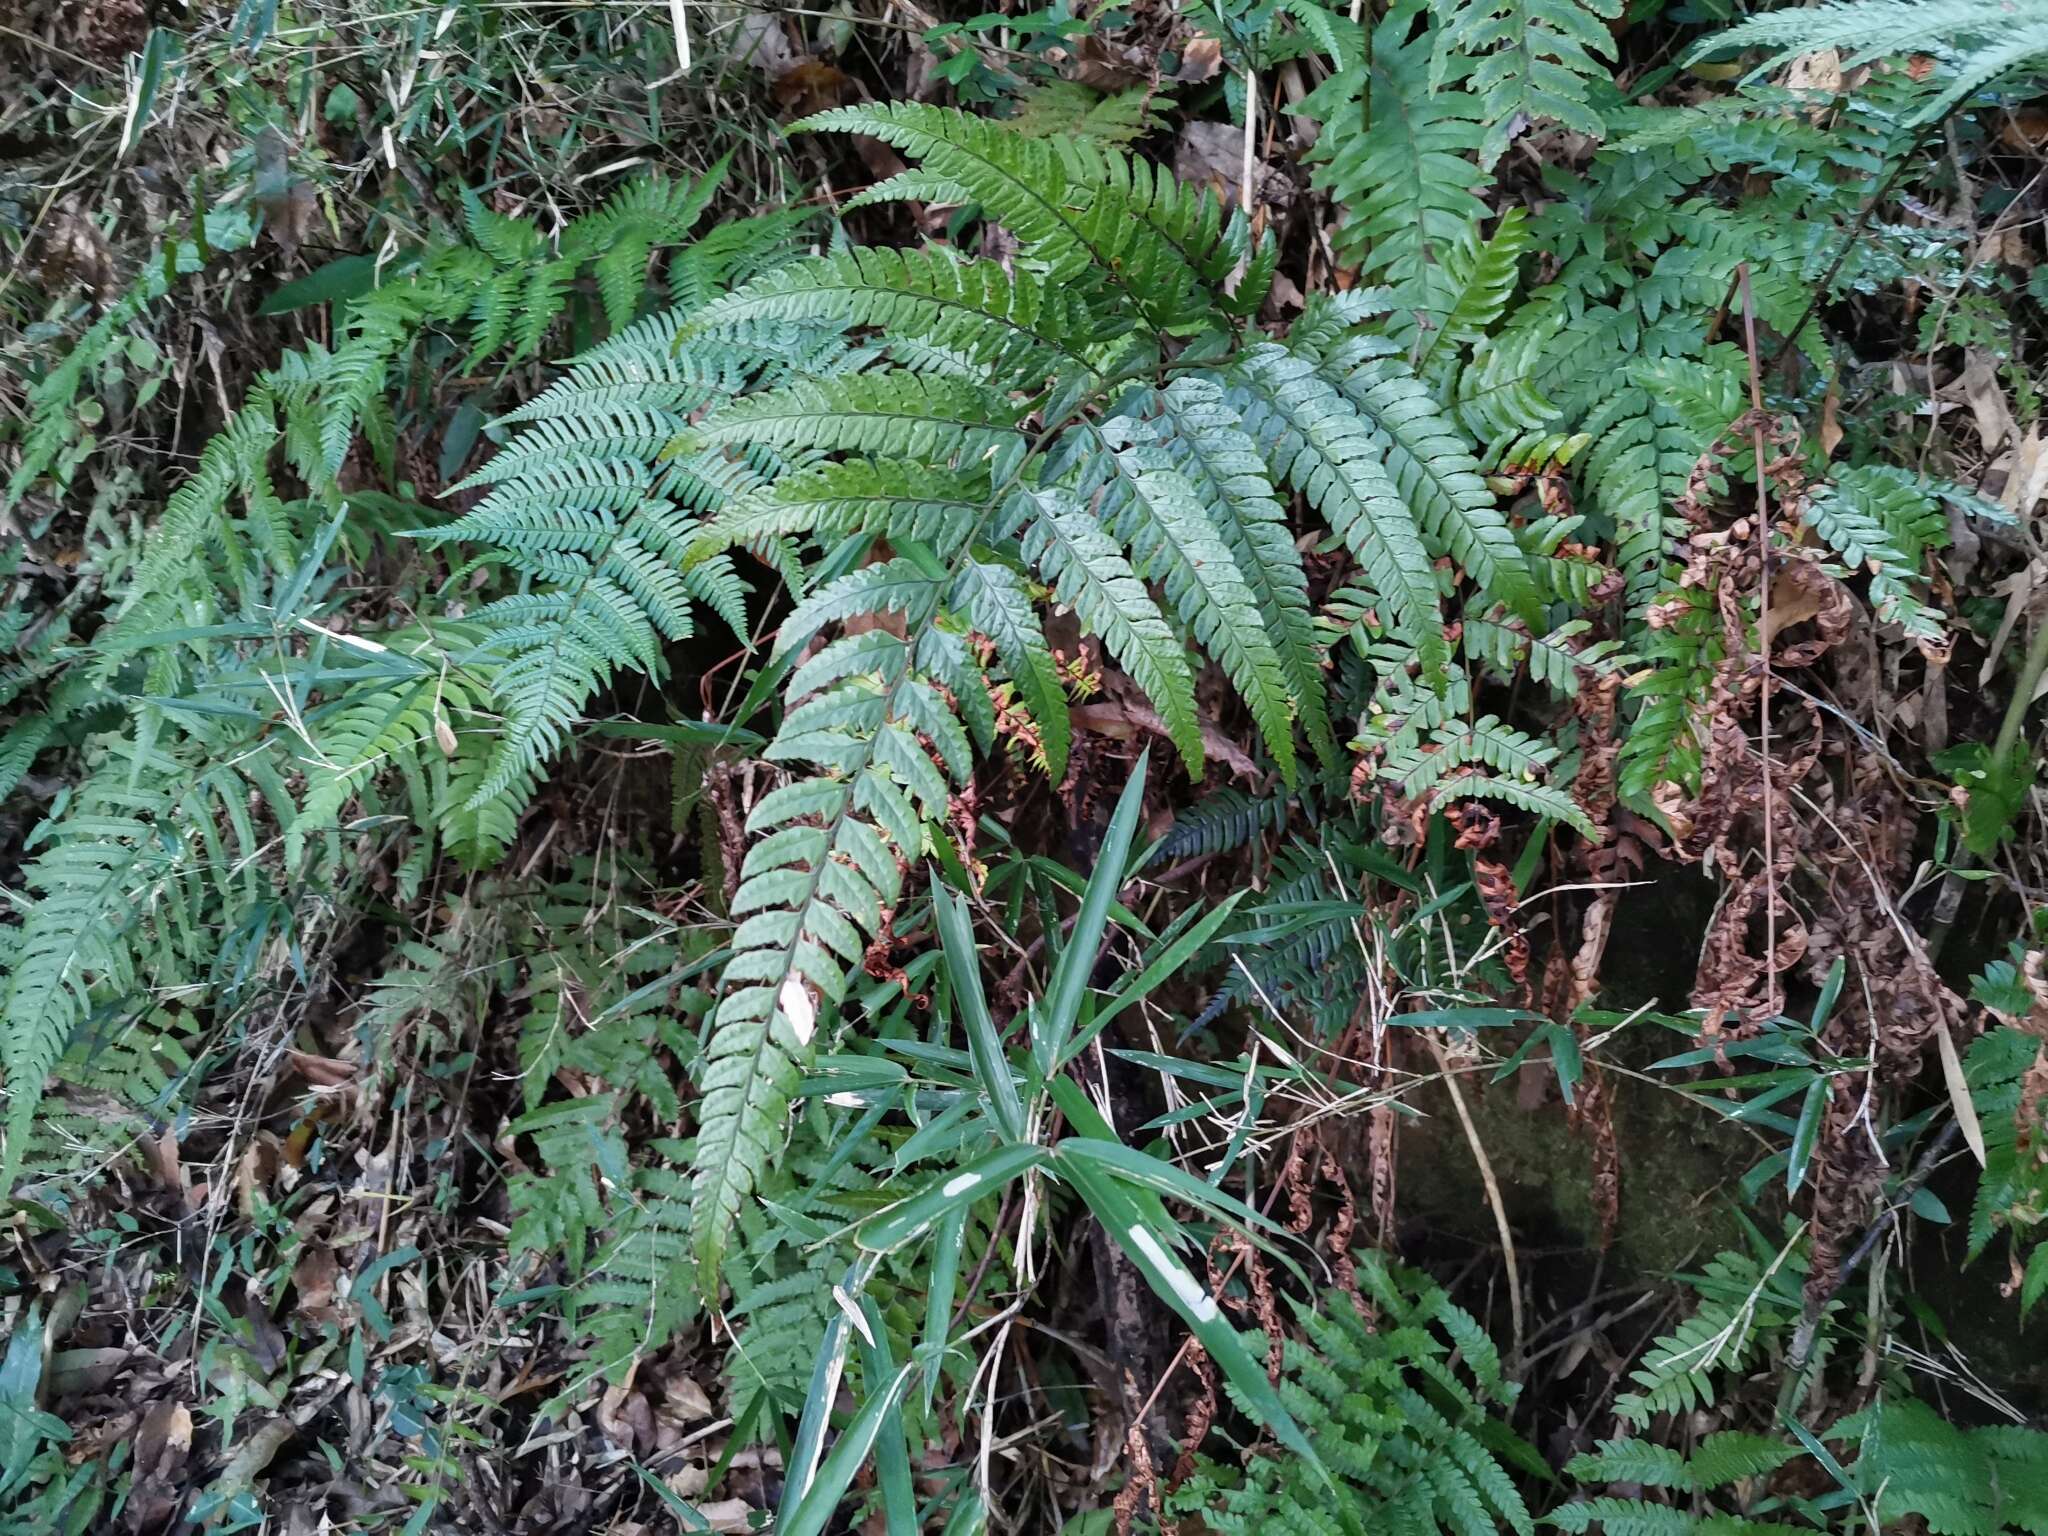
(1089, 439, 1300, 782)
(1234, 346, 1450, 678)
(691, 638, 954, 1276)
(1020, 489, 1205, 777)
(1153, 377, 1335, 768)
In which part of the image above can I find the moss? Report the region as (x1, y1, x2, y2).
(1397, 1058, 1756, 1277)
(1390, 864, 1755, 1273)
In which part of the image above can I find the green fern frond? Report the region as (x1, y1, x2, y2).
(1546, 1496, 1698, 1536)
(0, 758, 226, 1184)
(1235, 346, 1450, 677)
(949, 559, 1071, 779)
(1159, 787, 1295, 861)
(1615, 1245, 1805, 1426)
(1169, 1251, 1535, 1536)
(0, 719, 53, 804)
(1303, 6, 1492, 292)
(1086, 438, 1300, 782)
(1565, 1438, 1693, 1490)
(1009, 81, 1169, 145)
(1415, 208, 1532, 379)
(1020, 489, 1204, 776)
(1315, 342, 1542, 623)
(1431, 0, 1624, 166)
(1802, 466, 1950, 641)
(711, 459, 992, 560)
(691, 640, 941, 1278)
(561, 162, 730, 328)
(692, 371, 1023, 462)
(1685, 1432, 1800, 1491)
(1689, 0, 2048, 127)
(801, 102, 1249, 329)
(1153, 377, 1334, 767)
(688, 246, 1103, 379)
(775, 561, 944, 661)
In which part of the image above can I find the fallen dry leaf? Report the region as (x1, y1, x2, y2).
(2001, 106, 2048, 151)
(1819, 374, 1844, 460)
(1175, 120, 1245, 204)
(1175, 34, 1225, 83)
(663, 1372, 715, 1421)
(125, 1398, 193, 1534)
(695, 1499, 759, 1534)
(1781, 48, 1843, 99)
(292, 1247, 343, 1327)
(1958, 347, 2015, 453)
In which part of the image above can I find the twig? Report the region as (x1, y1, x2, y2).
(948, 1192, 1016, 1334)
(1426, 1034, 1525, 1366)
(1240, 67, 1259, 222)
(1738, 265, 1781, 1006)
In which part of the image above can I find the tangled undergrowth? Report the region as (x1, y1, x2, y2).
(4, 0, 2048, 1531)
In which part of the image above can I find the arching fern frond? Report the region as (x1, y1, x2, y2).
(1021, 488, 1204, 777)
(692, 372, 1024, 463)
(691, 634, 949, 1279)
(1152, 377, 1335, 768)
(1314, 340, 1542, 624)
(1431, 0, 1624, 167)
(1301, 4, 1491, 297)
(1801, 466, 1950, 641)
(1234, 346, 1449, 677)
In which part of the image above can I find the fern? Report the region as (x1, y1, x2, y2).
(1303, 3, 1492, 302)
(1832, 1398, 2048, 1536)
(1690, 0, 2048, 129)
(0, 753, 240, 1183)
(1415, 208, 1533, 383)
(1800, 466, 1951, 642)
(1430, 0, 1624, 167)
(1562, 1432, 1797, 1506)
(0, 168, 758, 1181)
(1077, 432, 1301, 780)
(1008, 81, 1170, 145)
(1962, 1025, 2048, 1316)
(1159, 787, 1298, 861)
(1309, 338, 1543, 624)
(1614, 1243, 1809, 1426)
(1151, 377, 1336, 766)
(1234, 345, 1450, 675)
(675, 96, 1552, 1263)
(1167, 1251, 1536, 1536)
(690, 633, 933, 1277)
(1204, 833, 1393, 1038)
(4, 209, 257, 510)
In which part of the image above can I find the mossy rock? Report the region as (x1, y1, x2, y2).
(1396, 1062, 1757, 1277)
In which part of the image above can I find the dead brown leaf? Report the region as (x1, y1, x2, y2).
(1819, 375, 1844, 461)
(1175, 34, 1225, 83)
(2001, 107, 2048, 151)
(292, 1248, 344, 1327)
(772, 60, 851, 117)
(1067, 33, 1156, 91)
(1959, 348, 2016, 453)
(125, 1398, 193, 1533)
(1781, 48, 1843, 99)
(1069, 699, 1260, 781)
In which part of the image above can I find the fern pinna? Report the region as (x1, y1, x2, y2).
(669, 99, 1600, 1274)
